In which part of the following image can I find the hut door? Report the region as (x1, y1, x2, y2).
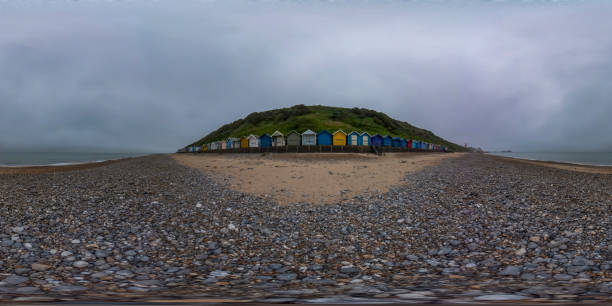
(351, 135, 357, 145)
(363, 136, 368, 146)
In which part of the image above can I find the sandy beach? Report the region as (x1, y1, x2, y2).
(0, 153, 610, 303)
(172, 152, 462, 205)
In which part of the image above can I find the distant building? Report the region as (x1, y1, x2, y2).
(317, 130, 332, 146)
(259, 133, 272, 147)
(360, 132, 371, 146)
(271, 131, 285, 147)
(347, 131, 360, 146)
(240, 136, 249, 148)
(247, 134, 259, 147)
(383, 135, 393, 147)
(301, 129, 316, 146)
(371, 134, 383, 147)
(286, 131, 301, 146)
(332, 130, 347, 146)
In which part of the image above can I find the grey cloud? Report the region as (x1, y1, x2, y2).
(1, 1, 611, 152)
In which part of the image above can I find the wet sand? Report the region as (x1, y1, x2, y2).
(0, 160, 122, 175)
(493, 155, 612, 175)
(172, 152, 463, 205)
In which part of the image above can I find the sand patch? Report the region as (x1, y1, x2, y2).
(173, 152, 462, 205)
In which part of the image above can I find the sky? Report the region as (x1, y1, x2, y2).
(1, 0, 611, 153)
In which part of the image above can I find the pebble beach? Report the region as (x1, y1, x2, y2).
(0, 153, 610, 303)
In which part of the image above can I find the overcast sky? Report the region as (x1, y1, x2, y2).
(1, 0, 611, 152)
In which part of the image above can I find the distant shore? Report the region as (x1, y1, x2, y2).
(0, 155, 147, 174)
(489, 154, 612, 175)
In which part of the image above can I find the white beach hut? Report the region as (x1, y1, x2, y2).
(271, 131, 285, 146)
(301, 129, 316, 146)
(247, 134, 259, 147)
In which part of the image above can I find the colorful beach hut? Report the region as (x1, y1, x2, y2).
(360, 132, 371, 146)
(286, 131, 301, 146)
(383, 135, 393, 147)
(221, 141, 227, 150)
(332, 130, 347, 146)
(259, 133, 272, 147)
(392, 137, 402, 147)
(271, 131, 285, 147)
(202, 144, 208, 151)
(317, 130, 332, 146)
(247, 134, 259, 147)
(230, 138, 241, 149)
(347, 131, 360, 146)
(400, 138, 407, 148)
(371, 134, 383, 147)
(301, 129, 316, 146)
(240, 136, 249, 148)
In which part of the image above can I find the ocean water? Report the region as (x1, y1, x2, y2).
(488, 152, 612, 166)
(0, 152, 149, 167)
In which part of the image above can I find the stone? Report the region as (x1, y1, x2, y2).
(1, 275, 29, 286)
(31, 263, 51, 272)
(499, 265, 522, 276)
(553, 273, 573, 281)
(515, 247, 527, 256)
(276, 273, 297, 281)
(51, 285, 87, 293)
(474, 294, 528, 301)
(339, 265, 359, 275)
(73, 261, 89, 268)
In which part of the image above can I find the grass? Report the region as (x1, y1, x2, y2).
(188, 105, 467, 152)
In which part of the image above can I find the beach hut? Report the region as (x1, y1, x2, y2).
(240, 136, 249, 148)
(347, 131, 360, 146)
(407, 139, 412, 149)
(332, 130, 347, 146)
(259, 133, 272, 147)
(226, 138, 232, 149)
(247, 134, 259, 147)
(271, 131, 285, 147)
(360, 132, 371, 146)
(202, 144, 208, 151)
(371, 134, 383, 147)
(317, 130, 332, 146)
(400, 138, 407, 148)
(301, 130, 316, 146)
(383, 135, 393, 147)
(392, 137, 402, 147)
(287, 131, 301, 146)
(230, 138, 241, 149)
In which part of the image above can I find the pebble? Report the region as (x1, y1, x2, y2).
(0, 154, 609, 303)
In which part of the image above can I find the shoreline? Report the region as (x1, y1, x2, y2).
(489, 154, 612, 174)
(0, 155, 150, 175)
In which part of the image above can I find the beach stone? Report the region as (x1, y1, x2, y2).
(31, 263, 51, 272)
(276, 273, 297, 281)
(51, 285, 87, 293)
(474, 294, 528, 301)
(553, 273, 573, 281)
(499, 265, 522, 276)
(1, 275, 29, 286)
(73, 261, 89, 268)
(339, 265, 359, 275)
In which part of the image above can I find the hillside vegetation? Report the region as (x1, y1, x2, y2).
(189, 105, 466, 152)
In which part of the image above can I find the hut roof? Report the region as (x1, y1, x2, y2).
(247, 134, 258, 140)
(302, 129, 316, 135)
(333, 129, 347, 135)
(348, 131, 360, 135)
(260, 133, 271, 138)
(271, 130, 284, 137)
(287, 130, 300, 136)
(361, 132, 371, 136)
(317, 129, 331, 135)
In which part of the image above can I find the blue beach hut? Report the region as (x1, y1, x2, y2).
(383, 135, 393, 147)
(226, 138, 232, 149)
(347, 131, 360, 146)
(392, 137, 402, 147)
(400, 138, 407, 148)
(317, 130, 332, 146)
(259, 133, 272, 147)
(371, 134, 383, 147)
(360, 132, 371, 146)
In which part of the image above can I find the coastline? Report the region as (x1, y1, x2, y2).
(0, 155, 149, 175)
(489, 154, 612, 174)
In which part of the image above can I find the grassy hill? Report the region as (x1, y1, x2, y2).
(188, 105, 466, 152)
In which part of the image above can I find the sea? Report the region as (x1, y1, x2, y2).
(487, 152, 612, 167)
(0, 152, 149, 167)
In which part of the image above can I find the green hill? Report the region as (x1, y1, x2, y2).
(188, 105, 466, 152)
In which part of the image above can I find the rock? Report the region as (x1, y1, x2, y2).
(15, 287, 41, 294)
(51, 285, 87, 293)
(276, 273, 297, 281)
(339, 265, 359, 275)
(553, 273, 573, 281)
(31, 263, 51, 272)
(515, 247, 527, 256)
(73, 261, 89, 268)
(530, 236, 541, 242)
(437, 247, 452, 256)
(60, 251, 73, 257)
(209, 270, 229, 278)
(499, 265, 522, 276)
(1, 275, 29, 286)
(474, 294, 528, 301)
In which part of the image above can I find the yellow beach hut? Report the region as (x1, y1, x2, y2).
(240, 136, 249, 148)
(332, 130, 347, 146)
